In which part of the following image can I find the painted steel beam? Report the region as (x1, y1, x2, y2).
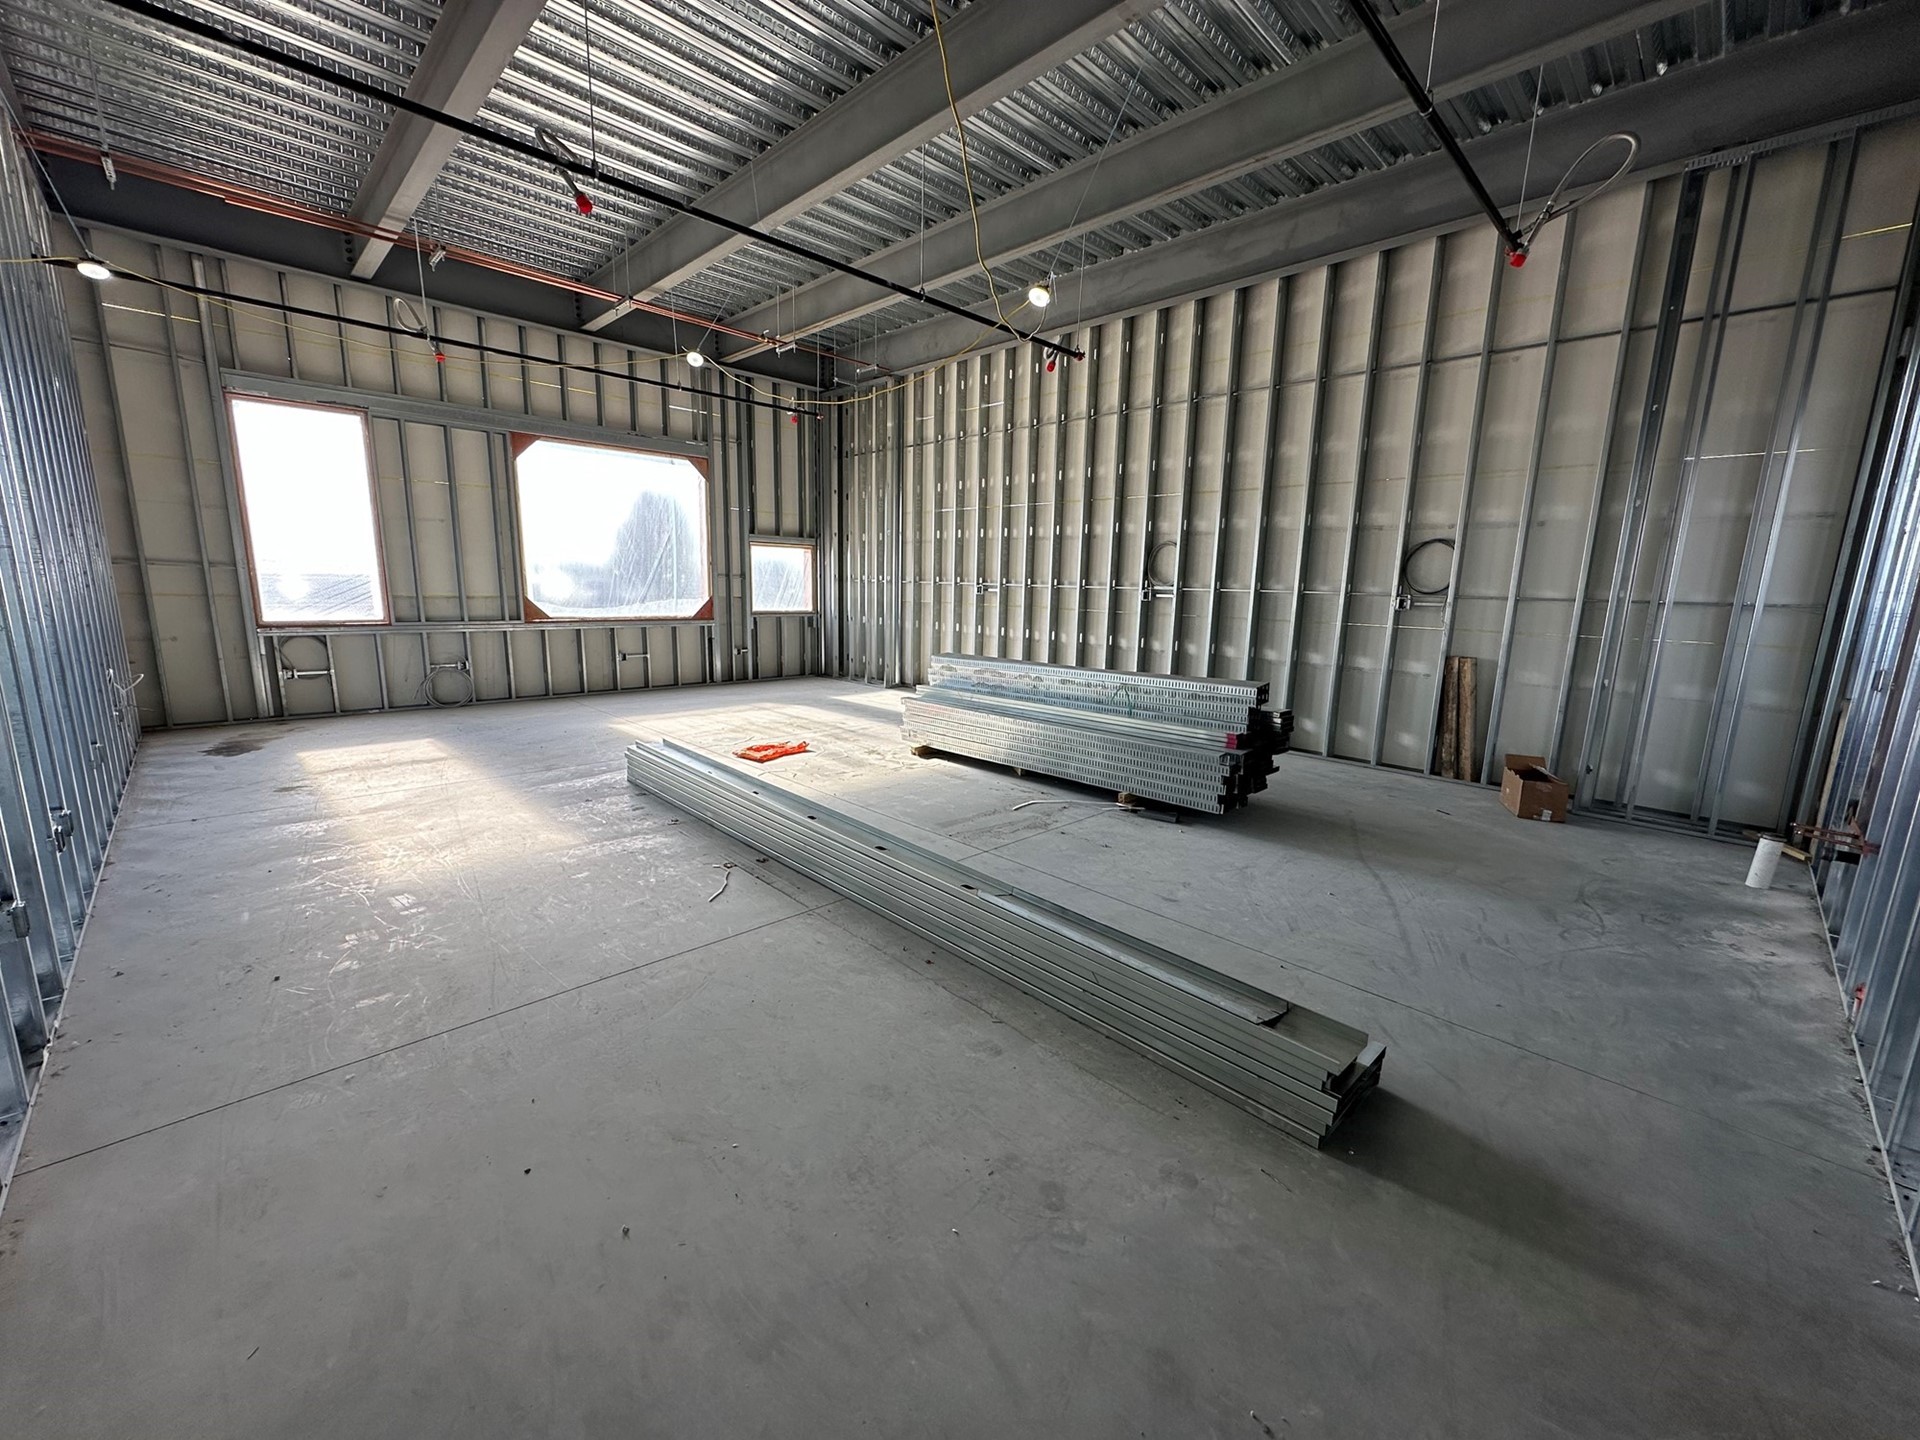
(347, 0, 545, 279)
(0, 44, 26, 124)
(579, 0, 1155, 332)
(720, 0, 1694, 359)
(859, 1, 1920, 376)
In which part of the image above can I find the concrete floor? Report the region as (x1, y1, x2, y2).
(1, 677, 1915, 1437)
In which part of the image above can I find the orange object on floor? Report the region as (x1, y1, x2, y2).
(733, 741, 809, 763)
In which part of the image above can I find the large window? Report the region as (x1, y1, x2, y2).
(227, 396, 387, 625)
(750, 541, 816, 613)
(514, 438, 711, 621)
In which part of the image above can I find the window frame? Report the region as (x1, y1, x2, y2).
(225, 393, 391, 629)
(748, 538, 819, 615)
(510, 434, 715, 625)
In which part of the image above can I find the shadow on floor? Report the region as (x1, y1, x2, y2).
(1333, 1089, 1714, 1297)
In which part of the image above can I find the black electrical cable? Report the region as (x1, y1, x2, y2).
(1345, 0, 1530, 262)
(1401, 536, 1454, 597)
(99, 0, 1085, 362)
(55, 259, 821, 419)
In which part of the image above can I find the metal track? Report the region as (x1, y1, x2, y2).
(929, 654, 1270, 727)
(908, 685, 1276, 752)
(626, 740, 1383, 1146)
(910, 654, 1290, 812)
(903, 697, 1258, 814)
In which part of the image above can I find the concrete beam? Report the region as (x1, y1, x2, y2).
(857, 0, 1920, 376)
(347, 0, 545, 279)
(578, 0, 1156, 332)
(721, 0, 1696, 359)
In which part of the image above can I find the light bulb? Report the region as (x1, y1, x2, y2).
(76, 258, 113, 282)
(1027, 282, 1052, 309)
(685, 349, 707, 369)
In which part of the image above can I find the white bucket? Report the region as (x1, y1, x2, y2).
(1746, 835, 1786, 890)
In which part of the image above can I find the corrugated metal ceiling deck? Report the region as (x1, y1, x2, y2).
(415, 0, 1415, 298)
(2, 0, 434, 214)
(0, 0, 1864, 359)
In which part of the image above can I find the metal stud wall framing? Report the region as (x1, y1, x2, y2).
(0, 118, 138, 1193)
(1808, 181, 1920, 1255)
(834, 117, 1920, 832)
(66, 228, 824, 729)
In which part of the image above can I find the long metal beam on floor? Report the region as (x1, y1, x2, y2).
(625, 737, 1382, 1146)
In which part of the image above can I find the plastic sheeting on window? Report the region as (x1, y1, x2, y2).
(750, 541, 814, 614)
(228, 396, 387, 625)
(516, 438, 711, 620)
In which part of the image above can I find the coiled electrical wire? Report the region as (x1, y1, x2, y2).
(420, 664, 475, 708)
(1401, 536, 1455, 597)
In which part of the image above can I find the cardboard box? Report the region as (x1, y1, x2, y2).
(1500, 754, 1569, 823)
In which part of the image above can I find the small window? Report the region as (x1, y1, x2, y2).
(227, 396, 387, 625)
(750, 541, 816, 614)
(514, 438, 711, 621)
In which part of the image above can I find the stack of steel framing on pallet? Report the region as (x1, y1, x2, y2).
(626, 739, 1383, 1146)
(901, 655, 1293, 814)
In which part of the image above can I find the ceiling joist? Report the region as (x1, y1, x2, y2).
(8, 2, 1904, 388)
(347, 0, 545, 279)
(855, 1, 1920, 376)
(578, 0, 1159, 333)
(719, 0, 1695, 360)
(91, 0, 1085, 362)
